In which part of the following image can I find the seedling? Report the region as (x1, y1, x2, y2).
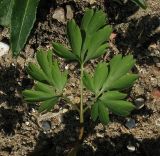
(23, 9, 138, 155)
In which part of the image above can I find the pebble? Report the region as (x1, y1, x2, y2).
(66, 5, 74, 20)
(156, 63, 160, 68)
(41, 121, 51, 131)
(94, 123, 104, 131)
(0, 42, 9, 57)
(134, 97, 145, 109)
(125, 118, 136, 129)
(25, 122, 30, 126)
(52, 7, 65, 23)
(83, 0, 96, 4)
(96, 132, 104, 138)
(127, 145, 136, 152)
(155, 118, 160, 127)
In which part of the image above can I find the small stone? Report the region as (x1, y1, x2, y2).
(0, 42, 9, 57)
(127, 145, 136, 152)
(156, 63, 160, 68)
(52, 7, 65, 23)
(73, 96, 80, 104)
(41, 121, 51, 131)
(83, 0, 96, 4)
(62, 108, 68, 113)
(125, 118, 136, 129)
(69, 64, 75, 70)
(9, 87, 15, 92)
(25, 121, 30, 126)
(155, 118, 160, 127)
(134, 98, 145, 109)
(66, 5, 74, 20)
(95, 123, 104, 131)
(96, 132, 104, 138)
(65, 65, 69, 70)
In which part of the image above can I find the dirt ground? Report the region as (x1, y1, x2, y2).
(0, 0, 160, 156)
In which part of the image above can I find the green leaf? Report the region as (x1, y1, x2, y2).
(81, 9, 94, 32)
(26, 63, 46, 82)
(36, 50, 52, 81)
(108, 74, 138, 90)
(100, 91, 127, 101)
(98, 101, 109, 125)
(85, 25, 112, 61)
(91, 101, 99, 121)
(0, 0, 14, 26)
(67, 20, 82, 58)
(131, 0, 147, 9)
(47, 50, 53, 67)
(51, 61, 67, 92)
(23, 90, 54, 102)
(34, 82, 55, 94)
(102, 100, 135, 116)
(11, 0, 39, 56)
(87, 10, 107, 34)
(53, 42, 77, 61)
(89, 44, 108, 61)
(83, 71, 94, 92)
(102, 55, 137, 91)
(94, 62, 108, 94)
(38, 97, 59, 113)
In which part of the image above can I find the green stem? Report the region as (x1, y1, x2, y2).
(80, 63, 84, 124)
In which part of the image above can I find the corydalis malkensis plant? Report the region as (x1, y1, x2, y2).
(23, 9, 138, 155)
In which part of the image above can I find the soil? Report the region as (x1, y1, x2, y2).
(0, 0, 160, 156)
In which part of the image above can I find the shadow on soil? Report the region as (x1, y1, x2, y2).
(104, 0, 139, 24)
(114, 14, 160, 65)
(27, 110, 159, 156)
(0, 64, 28, 135)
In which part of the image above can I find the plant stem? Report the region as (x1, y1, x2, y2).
(79, 63, 84, 140)
(80, 63, 84, 124)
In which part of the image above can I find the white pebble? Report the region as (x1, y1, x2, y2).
(0, 42, 9, 57)
(127, 145, 136, 152)
(25, 121, 30, 126)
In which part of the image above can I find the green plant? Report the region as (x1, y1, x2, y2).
(0, 0, 39, 56)
(23, 9, 138, 155)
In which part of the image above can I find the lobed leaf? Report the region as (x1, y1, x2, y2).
(100, 91, 127, 100)
(81, 9, 94, 32)
(86, 10, 107, 34)
(38, 97, 59, 113)
(98, 101, 109, 125)
(94, 62, 108, 94)
(53, 42, 77, 61)
(67, 20, 82, 58)
(91, 101, 99, 121)
(102, 54, 137, 91)
(83, 72, 94, 92)
(36, 50, 52, 80)
(23, 90, 54, 102)
(102, 100, 135, 116)
(51, 61, 68, 92)
(26, 63, 46, 82)
(85, 25, 112, 62)
(34, 82, 55, 94)
(108, 74, 138, 90)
